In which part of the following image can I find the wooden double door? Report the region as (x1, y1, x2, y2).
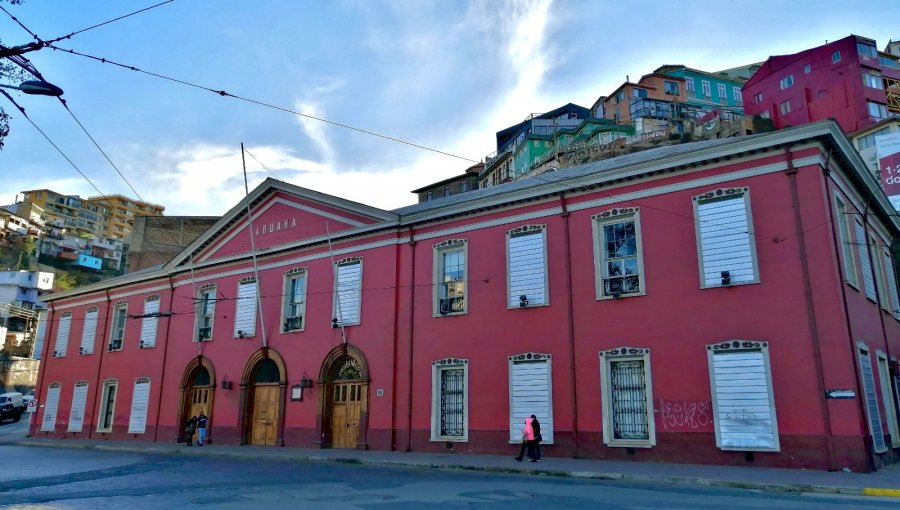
(331, 381, 366, 448)
(250, 384, 280, 446)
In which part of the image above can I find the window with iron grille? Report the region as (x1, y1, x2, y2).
(593, 208, 644, 299)
(599, 347, 655, 447)
(434, 240, 467, 316)
(431, 358, 468, 441)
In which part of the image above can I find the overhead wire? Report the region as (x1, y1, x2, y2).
(43, 43, 480, 163)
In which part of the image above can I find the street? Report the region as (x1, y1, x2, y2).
(0, 424, 894, 510)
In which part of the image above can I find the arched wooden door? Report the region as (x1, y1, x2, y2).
(249, 358, 281, 446)
(181, 366, 214, 442)
(328, 357, 367, 448)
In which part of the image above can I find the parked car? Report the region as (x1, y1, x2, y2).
(0, 392, 25, 423)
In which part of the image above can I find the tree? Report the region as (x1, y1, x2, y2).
(16, 235, 35, 270)
(0, 0, 27, 151)
(54, 273, 77, 291)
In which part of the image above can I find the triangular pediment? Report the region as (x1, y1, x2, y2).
(165, 179, 397, 269)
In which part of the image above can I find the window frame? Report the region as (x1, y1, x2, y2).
(430, 358, 469, 442)
(779, 100, 791, 115)
(779, 75, 794, 90)
(599, 347, 655, 448)
(234, 276, 259, 338)
(53, 312, 72, 358)
(333, 257, 363, 326)
(693, 187, 760, 289)
(592, 207, 645, 299)
(507, 352, 553, 444)
(876, 350, 900, 447)
(834, 196, 859, 288)
(857, 343, 887, 453)
(281, 267, 308, 333)
(832, 50, 841, 63)
(97, 378, 118, 433)
(707, 340, 780, 452)
(701, 80, 711, 97)
(127, 376, 151, 434)
(195, 284, 216, 342)
(79, 307, 99, 355)
(139, 294, 160, 349)
(732, 86, 742, 103)
(433, 239, 468, 317)
(506, 225, 549, 309)
(108, 302, 127, 352)
(717, 83, 727, 100)
(685, 77, 695, 92)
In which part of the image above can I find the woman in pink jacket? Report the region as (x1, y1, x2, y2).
(515, 417, 537, 462)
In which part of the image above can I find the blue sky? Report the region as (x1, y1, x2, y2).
(1, 0, 898, 215)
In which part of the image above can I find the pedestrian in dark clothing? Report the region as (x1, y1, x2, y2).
(197, 412, 208, 446)
(531, 414, 542, 461)
(184, 415, 197, 446)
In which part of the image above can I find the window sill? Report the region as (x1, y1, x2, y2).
(507, 302, 550, 310)
(604, 440, 654, 449)
(845, 281, 861, 292)
(597, 291, 645, 301)
(433, 312, 467, 318)
(430, 436, 468, 443)
(700, 279, 761, 290)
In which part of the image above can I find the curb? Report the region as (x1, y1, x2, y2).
(5, 438, 899, 498)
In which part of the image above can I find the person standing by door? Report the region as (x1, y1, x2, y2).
(197, 412, 209, 446)
(184, 415, 197, 446)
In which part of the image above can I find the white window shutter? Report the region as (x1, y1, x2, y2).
(336, 262, 362, 324)
(509, 360, 552, 443)
(709, 348, 779, 451)
(856, 222, 876, 300)
(234, 280, 258, 336)
(54, 314, 72, 357)
(883, 251, 899, 315)
(140, 298, 160, 348)
(508, 231, 547, 307)
(128, 378, 151, 434)
(80, 309, 98, 355)
(858, 348, 887, 452)
(697, 195, 756, 286)
(41, 384, 61, 432)
(68, 383, 89, 432)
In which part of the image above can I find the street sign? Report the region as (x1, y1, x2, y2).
(26, 399, 38, 412)
(825, 389, 856, 399)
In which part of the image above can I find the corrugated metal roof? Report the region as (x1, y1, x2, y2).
(392, 134, 763, 216)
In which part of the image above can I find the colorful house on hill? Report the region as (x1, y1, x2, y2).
(602, 73, 687, 127)
(742, 35, 900, 133)
(33, 121, 900, 472)
(655, 65, 748, 115)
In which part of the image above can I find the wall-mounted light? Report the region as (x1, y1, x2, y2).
(519, 294, 528, 308)
(221, 376, 233, 390)
(292, 372, 314, 401)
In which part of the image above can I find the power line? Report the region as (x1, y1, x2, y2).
(44, 43, 479, 163)
(242, 146, 286, 181)
(43, 1, 177, 45)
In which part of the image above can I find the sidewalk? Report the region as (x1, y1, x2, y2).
(3, 435, 899, 498)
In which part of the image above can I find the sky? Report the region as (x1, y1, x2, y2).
(0, 0, 898, 216)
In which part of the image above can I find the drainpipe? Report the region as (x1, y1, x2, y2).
(88, 289, 113, 439)
(784, 146, 837, 470)
(389, 226, 403, 451)
(823, 156, 875, 471)
(405, 227, 417, 452)
(32, 305, 55, 436)
(152, 276, 177, 442)
(560, 193, 580, 456)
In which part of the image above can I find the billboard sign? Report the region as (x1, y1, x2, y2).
(876, 132, 900, 210)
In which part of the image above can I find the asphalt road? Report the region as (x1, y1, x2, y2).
(0, 430, 894, 510)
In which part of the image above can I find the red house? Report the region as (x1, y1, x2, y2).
(33, 121, 900, 472)
(743, 35, 900, 133)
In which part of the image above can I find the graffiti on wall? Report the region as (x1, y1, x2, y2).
(656, 398, 713, 431)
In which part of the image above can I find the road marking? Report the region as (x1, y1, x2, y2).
(863, 488, 900, 498)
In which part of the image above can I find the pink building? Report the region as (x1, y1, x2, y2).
(33, 121, 900, 472)
(743, 35, 900, 133)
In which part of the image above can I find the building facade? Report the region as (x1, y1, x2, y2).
(410, 163, 483, 203)
(32, 122, 900, 472)
(21, 189, 108, 237)
(85, 194, 165, 241)
(742, 35, 900, 133)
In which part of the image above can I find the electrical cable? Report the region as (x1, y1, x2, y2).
(44, 43, 479, 163)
